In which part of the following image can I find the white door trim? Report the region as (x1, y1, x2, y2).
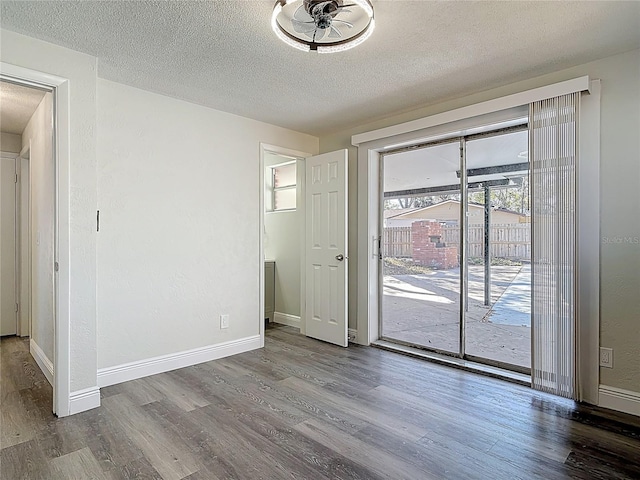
(352, 76, 590, 146)
(259, 144, 312, 346)
(1, 63, 71, 417)
(4, 145, 33, 339)
(18, 146, 31, 338)
(0, 154, 18, 336)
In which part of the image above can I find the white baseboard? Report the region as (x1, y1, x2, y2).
(97, 335, 261, 388)
(348, 328, 358, 343)
(69, 386, 101, 415)
(273, 312, 301, 327)
(599, 385, 640, 417)
(30, 339, 53, 386)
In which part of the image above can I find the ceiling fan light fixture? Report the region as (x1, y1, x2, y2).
(272, 0, 375, 53)
(317, 18, 374, 53)
(271, 1, 311, 52)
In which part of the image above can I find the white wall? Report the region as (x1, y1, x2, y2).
(1, 132, 21, 153)
(21, 92, 54, 360)
(320, 48, 640, 395)
(1, 28, 98, 393)
(264, 152, 302, 319)
(97, 79, 317, 369)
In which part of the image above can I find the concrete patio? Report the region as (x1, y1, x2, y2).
(382, 264, 531, 369)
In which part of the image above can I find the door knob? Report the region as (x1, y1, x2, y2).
(336, 254, 345, 261)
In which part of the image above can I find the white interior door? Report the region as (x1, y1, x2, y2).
(1, 157, 17, 336)
(305, 150, 348, 347)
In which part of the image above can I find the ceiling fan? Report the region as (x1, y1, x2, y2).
(272, 0, 375, 53)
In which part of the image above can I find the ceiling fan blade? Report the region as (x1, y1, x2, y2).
(292, 18, 317, 35)
(313, 27, 327, 42)
(328, 25, 343, 38)
(293, 5, 313, 22)
(335, 9, 352, 17)
(335, 3, 358, 13)
(333, 19, 354, 28)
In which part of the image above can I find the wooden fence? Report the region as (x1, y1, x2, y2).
(383, 226, 413, 257)
(384, 224, 531, 260)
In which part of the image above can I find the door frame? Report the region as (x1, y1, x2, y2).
(259, 143, 312, 346)
(1, 64, 71, 416)
(353, 77, 600, 405)
(0, 152, 19, 336)
(377, 126, 530, 374)
(1, 146, 35, 339)
(17, 146, 31, 338)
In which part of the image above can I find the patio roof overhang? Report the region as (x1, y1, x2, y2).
(383, 128, 529, 198)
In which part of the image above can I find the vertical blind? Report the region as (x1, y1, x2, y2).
(529, 93, 579, 399)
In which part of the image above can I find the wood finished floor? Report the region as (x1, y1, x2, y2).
(2, 326, 639, 480)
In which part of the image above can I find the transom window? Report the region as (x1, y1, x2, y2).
(269, 161, 297, 211)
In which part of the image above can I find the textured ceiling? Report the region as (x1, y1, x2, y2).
(1, 1, 639, 136)
(0, 80, 46, 135)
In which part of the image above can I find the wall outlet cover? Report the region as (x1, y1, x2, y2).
(599, 347, 613, 368)
(220, 314, 229, 329)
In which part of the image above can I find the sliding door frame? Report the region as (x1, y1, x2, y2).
(459, 137, 468, 359)
(377, 124, 529, 373)
(355, 76, 598, 404)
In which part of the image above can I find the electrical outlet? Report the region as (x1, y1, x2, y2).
(599, 347, 613, 368)
(220, 314, 229, 329)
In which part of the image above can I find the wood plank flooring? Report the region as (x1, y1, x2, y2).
(2, 326, 639, 479)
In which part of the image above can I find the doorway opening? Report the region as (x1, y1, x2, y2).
(260, 145, 349, 348)
(380, 125, 531, 374)
(262, 149, 306, 333)
(0, 77, 56, 417)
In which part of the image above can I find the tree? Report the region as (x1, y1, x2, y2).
(466, 176, 529, 214)
(386, 194, 461, 210)
(384, 176, 530, 213)
(397, 197, 414, 209)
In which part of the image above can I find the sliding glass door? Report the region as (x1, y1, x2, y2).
(380, 127, 531, 372)
(463, 130, 530, 370)
(381, 141, 461, 355)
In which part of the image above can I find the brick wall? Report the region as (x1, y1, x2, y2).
(411, 221, 459, 270)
